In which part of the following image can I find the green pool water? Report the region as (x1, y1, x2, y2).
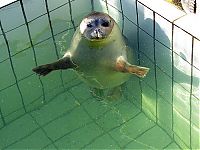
(0, 0, 199, 149)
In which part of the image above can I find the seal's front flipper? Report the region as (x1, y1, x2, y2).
(32, 56, 76, 76)
(115, 56, 149, 78)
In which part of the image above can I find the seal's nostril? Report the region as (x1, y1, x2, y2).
(95, 29, 98, 34)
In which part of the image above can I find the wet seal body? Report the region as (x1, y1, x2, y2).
(32, 12, 149, 89)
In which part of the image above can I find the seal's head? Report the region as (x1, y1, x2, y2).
(80, 12, 114, 41)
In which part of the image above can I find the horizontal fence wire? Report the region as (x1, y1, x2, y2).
(0, 0, 19, 10)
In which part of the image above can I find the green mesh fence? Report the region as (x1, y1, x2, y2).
(0, 0, 199, 149)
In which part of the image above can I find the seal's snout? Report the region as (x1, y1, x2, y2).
(91, 28, 104, 39)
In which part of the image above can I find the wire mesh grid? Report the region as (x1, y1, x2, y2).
(0, 0, 199, 149)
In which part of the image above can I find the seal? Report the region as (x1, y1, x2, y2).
(32, 12, 149, 90)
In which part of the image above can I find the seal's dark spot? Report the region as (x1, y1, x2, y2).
(102, 21, 109, 27)
(87, 23, 93, 28)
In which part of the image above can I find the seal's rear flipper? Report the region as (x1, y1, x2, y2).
(32, 56, 76, 76)
(115, 56, 149, 78)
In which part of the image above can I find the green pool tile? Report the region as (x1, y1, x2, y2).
(25, 96, 44, 112)
(115, 100, 141, 121)
(155, 41, 172, 78)
(54, 29, 74, 56)
(49, 6, 73, 35)
(124, 76, 142, 108)
(64, 78, 81, 90)
(108, 102, 148, 147)
(7, 129, 51, 149)
(174, 109, 190, 148)
(0, 85, 26, 122)
(47, 0, 70, 11)
(28, 15, 52, 45)
(173, 83, 190, 120)
(42, 143, 57, 149)
(0, 114, 39, 149)
(61, 70, 78, 86)
(4, 109, 25, 125)
(157, 96, 173, 135)
(82, 98, 111, 120)
(69, 83, 92, 102)
(55, 122, 104, 149)
(22, 0, 46, 21)
(125, 139, 150, 149)
(0, 60, 15, 90)
(191, 95, 200, 127)
(0, 36, 8, 61)
(157, 68, 172, 103)
(165, 142, 181, 149)
(43, 107, 92, 141)
(174, 134, 189, 149)
(40, 72, 64, 100)
(6, 25, 30, 56)
(31, 91, 77, 126)
(12, 48, 35, 80)
(0, 118, 4, 128)
(119, 113, 155, 139)
(19, 75, 43, 107)
(141, 83, 157, 122)
(95, 103, 141, 134)
(109, 126, 133, 147)
(136, 126, 171, 149)
(191, 124, 200, 149)
(0, 2, 25, 31)
(84, 134, 120, 149)
(96, 106, 127, 132)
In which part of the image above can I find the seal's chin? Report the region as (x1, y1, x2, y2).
(90, 36, 106, 41)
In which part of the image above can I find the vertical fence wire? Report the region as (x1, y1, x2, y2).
(105, 0, 109, 14)
(0, 21, 27, 113)
(152, 12, 158, 123)
(189, 36, 194, 149)
(90, 0, 94, 11)
(119, 0, 124, 34)
(171, 22, 175, 139)
(19, 0, 46, 103)
(0, 107, 6, 126)
(135, 0, 143, 110)
(44, 0, 65, 90)
(68, 0, 76, 32)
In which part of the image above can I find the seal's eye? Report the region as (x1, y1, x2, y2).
(87, 23, 93, 28)
(101, 21, 109, 27)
